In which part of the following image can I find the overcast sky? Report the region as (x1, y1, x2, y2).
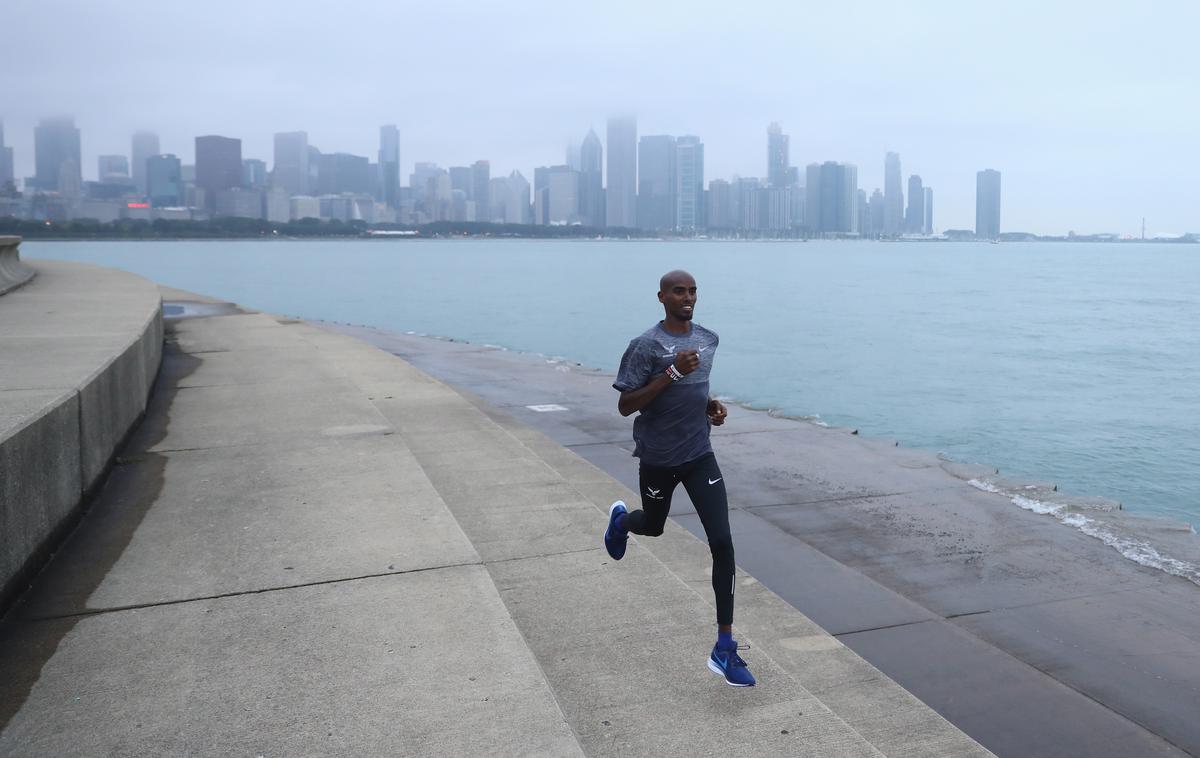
(3, 0, 1197, 235)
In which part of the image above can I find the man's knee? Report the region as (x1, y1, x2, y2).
(642, 521, 666, 537)
(708, 533, 734, 561)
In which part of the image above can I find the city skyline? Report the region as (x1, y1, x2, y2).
(3, 1, 1197, 235)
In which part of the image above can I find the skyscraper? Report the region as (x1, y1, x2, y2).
(976, 169, 1001, 239)
(273, 132, 309, 195)
(317, 153, 370, 196)
(675, 136, 704, 232)
(471, 160, 490, 223)
(0, 120, 13, 191)
(131, 131, 159, 195)
(707, 179, 733, 230)
(905, 175, 924, 233)
(379, 125, 400, 208)
(868, 189, 885, 237)
(923, 187, 933, 234)
(195, 135, 242, 209)
(33, 117, 81, 192)
(242, 159, 267, 189)
(579, 129, 604, 227)
(147, 154, 182, 207)
(98, 155, 129, 181)
(883, 152, 903, 235)
(506, 170, 531, 224)
(767, 122, 790, 189)
(533, 165, 579, 225)
(805, 161, 858, 235)
(637, 135, 676, 231)
(606, 116, 637, 228)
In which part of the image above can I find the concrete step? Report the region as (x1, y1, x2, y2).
(297, 321, 991, 757)
(452, 379, 993, 758)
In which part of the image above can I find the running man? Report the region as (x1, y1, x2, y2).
(603, 269, 755, 687)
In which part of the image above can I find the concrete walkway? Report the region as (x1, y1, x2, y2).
(0, 291, 988, 757)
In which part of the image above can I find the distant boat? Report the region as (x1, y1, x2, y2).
(990, 239, 1001, 244)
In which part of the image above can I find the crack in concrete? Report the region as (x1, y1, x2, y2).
(20, 560, 484, 623)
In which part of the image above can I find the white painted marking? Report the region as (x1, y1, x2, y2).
(526, 404, 568, 412)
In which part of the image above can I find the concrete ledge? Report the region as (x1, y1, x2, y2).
(0, 260, 163, 611)
(0, 237, 35, 296)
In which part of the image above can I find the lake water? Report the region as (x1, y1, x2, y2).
(24, 238, 1200, 533)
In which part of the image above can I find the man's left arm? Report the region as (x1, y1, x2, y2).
(707, 397, 727, 426)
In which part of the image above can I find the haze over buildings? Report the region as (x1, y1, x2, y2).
(1, 1, 1196, 234)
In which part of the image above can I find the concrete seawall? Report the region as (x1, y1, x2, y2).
(0, 256, 162, 610)
(0, 236, 36, 295)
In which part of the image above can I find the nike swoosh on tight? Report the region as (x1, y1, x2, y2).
(708, 478, 722, 485)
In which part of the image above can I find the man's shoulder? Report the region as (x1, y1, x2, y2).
(691, 323, 719, 343)
(628, 323, 666, 348)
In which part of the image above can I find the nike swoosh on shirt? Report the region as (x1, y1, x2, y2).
(708, 478, 722, 485)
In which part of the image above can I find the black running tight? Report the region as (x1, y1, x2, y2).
(624, 452, 735, 626)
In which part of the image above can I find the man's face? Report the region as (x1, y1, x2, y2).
(658, 275, 697, 321)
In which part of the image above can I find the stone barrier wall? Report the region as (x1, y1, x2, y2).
(0, 236, 36, 295)
(0, 259, 163, 611)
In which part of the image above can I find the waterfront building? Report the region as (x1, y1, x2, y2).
(242, 159, 267, 189)
(733, 177, 760, 230)
(637, 135, 676, 231)
(488, 177, 509, 223)
(195, 135, 242, 209)
(506, 170, 531, 224)
(263, 187, 289, 223)
(379, 125, 400, 209)
(449, 166, 472, 196)
(214, 187, 263, 219)
(883, 152, 903, 235)
(0, 121, 14, 192)
(316, 153, 370, 196)
(33, 117, 81, 192)
(71, 200, 122, 223)
(289, 195, 320, 221)
(471, 160, 490, 223)
(707, 179, 733, 230)
(146, 154, 181, 207)
(533, 165, 579, 225)
(606, 116, 637, 228)
(675, 136, 704, 232)
(976, 169, 1001, 239)
(131, 131, 159, 195)
(905, 175, 924, 233)
(98, 155, 129, 181)
(805, 161, 858, 235)
(867, 189, 884, 237)
(579, 129, 604, 227)
(761, 187, 792, 231)
(272, 131, 309, 196)
(857, 189, 869, 238)
(767, 122, 790, 189)
(923, 187, 933, 234)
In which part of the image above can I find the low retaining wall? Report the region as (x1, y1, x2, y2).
(0, 236, 36, 295)
(0, 256, 163, 611)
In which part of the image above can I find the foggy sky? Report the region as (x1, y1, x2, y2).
(3, 0, 1197, 235)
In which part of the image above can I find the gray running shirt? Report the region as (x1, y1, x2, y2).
(613, 321, 719, 467)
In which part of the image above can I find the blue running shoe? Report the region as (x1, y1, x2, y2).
(709, 642, 756, 687)
(604, 500, 628, 560)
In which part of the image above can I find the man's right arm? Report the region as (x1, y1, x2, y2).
(617, 350, 700, 416)
(618, 373, 674, 416)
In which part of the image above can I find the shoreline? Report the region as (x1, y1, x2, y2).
(336, 322, 1200, 589)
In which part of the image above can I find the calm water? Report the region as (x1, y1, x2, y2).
(25, 238, 1200, 529)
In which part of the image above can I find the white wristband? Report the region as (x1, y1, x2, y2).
(665, 364, 683, 381)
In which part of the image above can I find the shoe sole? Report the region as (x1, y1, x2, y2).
(708, 658, 754, 687)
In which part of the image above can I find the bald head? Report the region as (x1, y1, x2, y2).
(659, 269, 695, 293)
